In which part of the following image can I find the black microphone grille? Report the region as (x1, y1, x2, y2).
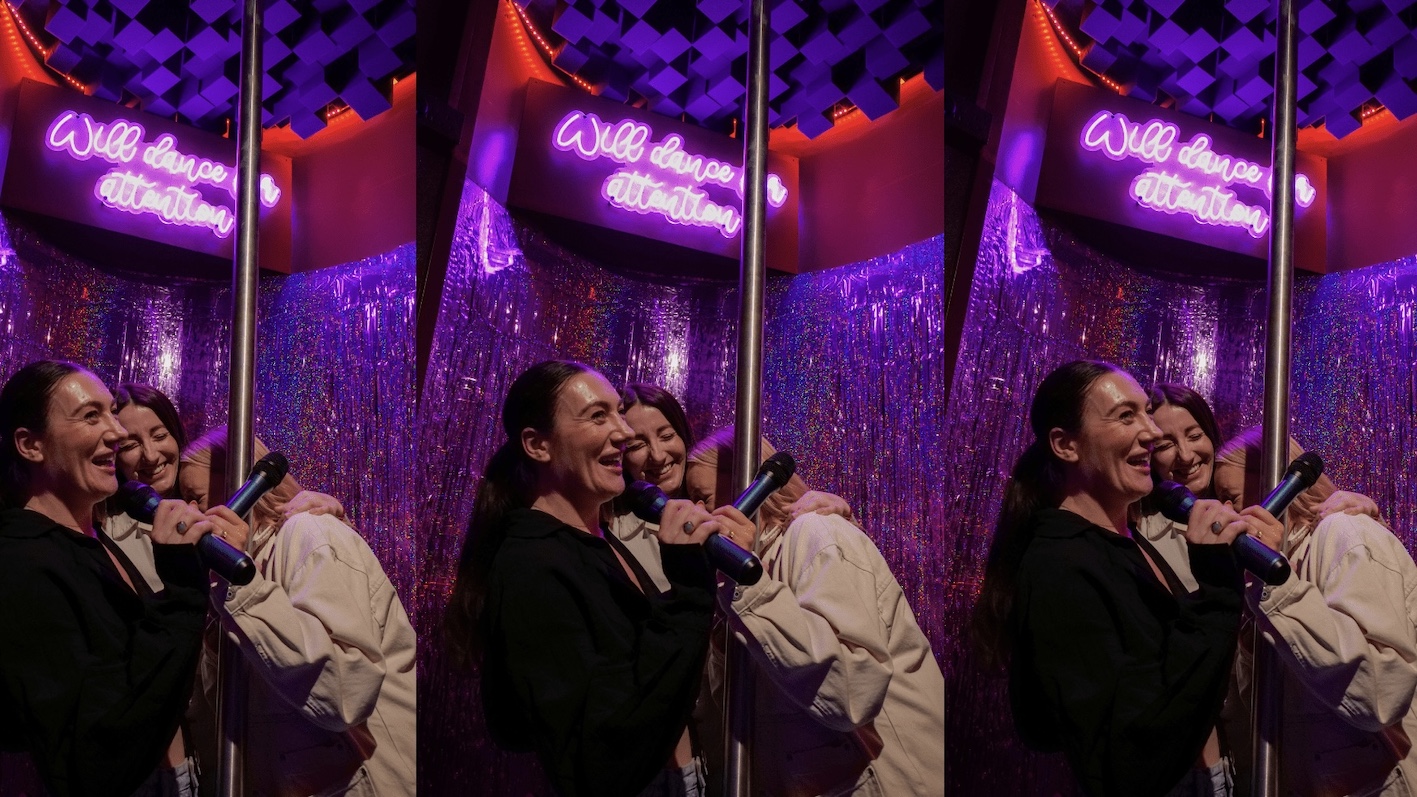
(758, 452, 795, 486)
(625, 480, 668, 522)
(117, 480, 162, 523)
(251, 451, 289, 482)
(1287, 451, 1324, 485)
(1151, 480, 1195, 524)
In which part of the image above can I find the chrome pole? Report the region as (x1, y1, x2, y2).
(724, 0, 770, 793)
(218, 0, 263, 793)
(1253, 0, 1297, 794)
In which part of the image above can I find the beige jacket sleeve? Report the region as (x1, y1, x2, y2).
(1249, 514, 1417, 731)
(719, 514, 892, 732)
(217, 513, 388, 733)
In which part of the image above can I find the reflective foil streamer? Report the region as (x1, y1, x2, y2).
(0, 218, 415, 791)
(946, 181, 1417, 795)
(416, 180, 948, 794)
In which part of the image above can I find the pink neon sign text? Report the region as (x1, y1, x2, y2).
(552, 110, 786, 238)
(45, 110, 282, 238)
(1079, 110, 1314, 238)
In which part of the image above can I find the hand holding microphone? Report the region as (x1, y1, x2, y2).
(625, 451, 796, 586)
(1150, 451, 1321, 585)
(119, 452, 290, 586)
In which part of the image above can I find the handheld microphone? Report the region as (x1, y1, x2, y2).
(225, 452, 290, 519)
(117, 452, 288, 587)
(1152, 455, 1321, 586)
(732, 452, 797, 519)
(1258, 451, 1324, 520)
(118, 481, 257, 586)
(626, 480, 763, 587)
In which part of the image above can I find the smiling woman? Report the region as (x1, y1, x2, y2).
(0, 359, 246, 797)
(444, 360, 740, 797)
(972, 360, 1252, 797)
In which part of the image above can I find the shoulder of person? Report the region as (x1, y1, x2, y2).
(781, 512, 879, 563)
(1310, 512, 1412, 569)
(273, 511, 375, 563)
(608, 510, 654, 539)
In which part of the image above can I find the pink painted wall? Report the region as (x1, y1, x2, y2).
(1325, 115, 1417, 271)
(780, 78, 944, 272)
(277, 77, 415, 272)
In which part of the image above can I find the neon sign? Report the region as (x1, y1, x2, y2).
(1078, 110, 1314, 238)
(550, 110, 787, 239)
(45, 110, 282, 239)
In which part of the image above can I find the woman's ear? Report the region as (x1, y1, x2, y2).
(13, 427, 44, 464)
(521, 427, 552, 464)
(1048, 427, 1080, 463)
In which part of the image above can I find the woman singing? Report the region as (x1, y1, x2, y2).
(973, 360, 1250, 796)
(0, 360, 245, 797)
(444, 361, 744, 797)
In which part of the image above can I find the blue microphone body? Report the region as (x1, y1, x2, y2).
(118, 481, 256, 586)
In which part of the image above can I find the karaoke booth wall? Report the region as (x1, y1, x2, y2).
(0, 218, 416, 791)
(415, 179, 948, 794)
(944, 180, 1417, 795)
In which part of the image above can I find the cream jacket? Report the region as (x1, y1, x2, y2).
(102, 511, 166, 593)
(716, 513, 944, 796)
(1136, 511, 1200, 592)
(209, 512, 417, 796)
(1243, 513, 1417, 797)
(609, 511, 672, 593)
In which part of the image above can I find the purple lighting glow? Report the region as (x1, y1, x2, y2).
(45, 109, 282, 238)
(551, 109, 786, 237)
(1079, 109, 1314, 237)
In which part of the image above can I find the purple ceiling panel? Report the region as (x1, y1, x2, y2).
(511, 0, 941, 139)
(0, 0, 405, 139)
(771, 1, 808, 34)
(1226, 0, 1268, 24)
(1376, 72, 1417, 118)
(1047, 0, 1417, 138)
(341, 74, 393, 120)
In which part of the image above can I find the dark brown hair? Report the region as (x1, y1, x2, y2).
(444, 360, 594, 668)
(971, 360, 1123, 668)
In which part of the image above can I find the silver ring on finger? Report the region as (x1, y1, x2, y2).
(1211, 521, 1223, 535)
(176, 521, 188, 534)
(683, 521, 695, 534)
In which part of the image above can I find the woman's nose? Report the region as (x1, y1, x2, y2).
(611, 414, 633, 442)
(103, 415, 126, 444)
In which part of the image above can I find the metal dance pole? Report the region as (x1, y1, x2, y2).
(1252, 0, 1298, 795)
(218, 0, 263, 793)
(724, 0, 770, 794)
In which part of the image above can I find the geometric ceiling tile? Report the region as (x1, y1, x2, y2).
(1176, 63, 1215, 94)
(1298, 1, 1337, 34)
(864, 33, 909, 79)
(1325, 107, 1362, 136)
(1375, 72, 1417, 118)
(883, 6, 931, 48)
(1178, 28, 1219, 62)
(1080, 6, 1120, 42)
(1226, 0, 1268, 24)
(771, 1, 808, 34)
